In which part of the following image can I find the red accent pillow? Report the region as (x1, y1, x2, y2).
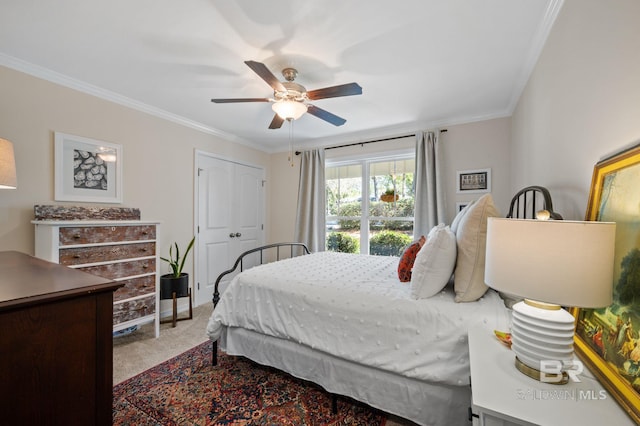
(397, 236, 426, 282)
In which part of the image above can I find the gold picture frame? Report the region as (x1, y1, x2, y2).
(572, 143, 640, 423)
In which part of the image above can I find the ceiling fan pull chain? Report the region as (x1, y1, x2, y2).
(288, 119, 295, 167)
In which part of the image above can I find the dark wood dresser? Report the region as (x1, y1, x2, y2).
(0, 251, 123, 426)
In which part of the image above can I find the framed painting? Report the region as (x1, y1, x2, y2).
(456, 168, 491, 193)
(572, 143, 640, 423)
(54, 132, 123, 203)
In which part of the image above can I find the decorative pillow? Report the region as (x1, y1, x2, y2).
(451, 200, 475, 235)
(397, 236, 426, 282)
(453, 194, 500, 302)
(410, 224, 457, 299)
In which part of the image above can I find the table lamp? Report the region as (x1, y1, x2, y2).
(0, 138, 17, 189)
(484, 217, 616, 384)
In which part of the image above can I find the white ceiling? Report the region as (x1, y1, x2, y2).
(0, 0, 562, 153)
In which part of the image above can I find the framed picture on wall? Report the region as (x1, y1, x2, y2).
(54, 132, 123, 203)
(456, 168, 491, 193)
(456, 202, 470, 212)
(572, 143, 640, 423)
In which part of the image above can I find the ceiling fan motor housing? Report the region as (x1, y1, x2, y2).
(276, 81, 307, 102)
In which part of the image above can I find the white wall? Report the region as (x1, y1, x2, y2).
(0, 65, 271, 279)
(442, 118, 511, 221)
(511, 0, 640, 220)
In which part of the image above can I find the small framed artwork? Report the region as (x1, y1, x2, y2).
(456, 168, 491, 193)
(456, 202, 469, 212)
(54, 132, 123, 203)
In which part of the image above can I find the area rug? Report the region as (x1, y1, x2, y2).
(113, 341, 387, 425)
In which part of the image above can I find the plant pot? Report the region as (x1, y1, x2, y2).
(380, 193, 399, 202)
(160, 273, 189, 299)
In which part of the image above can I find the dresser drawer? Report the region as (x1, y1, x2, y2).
(113, 294, 156, 325)
(75, 258, 156, 279)
(114, 275, 156, 302)
(59, 225, 156, 245)
(34, 218, 160, 337)
(59, 242, 155, 265)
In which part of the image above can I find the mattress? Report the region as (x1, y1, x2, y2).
(207, 251, 509, 386)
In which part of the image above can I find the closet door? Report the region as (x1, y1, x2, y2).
(195, 154, 264, 306)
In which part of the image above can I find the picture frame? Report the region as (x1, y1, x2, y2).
(456, 168, 491, 193)
(572, 143, 640, 423)
(54, 132, 123, 203)
(456, 201, 470, 213)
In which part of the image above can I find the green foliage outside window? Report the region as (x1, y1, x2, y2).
(369, 230, 412, 256)
(326, 232, 360, 253)
(336, 198, 414, 230)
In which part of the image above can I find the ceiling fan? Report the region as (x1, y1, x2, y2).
(211, 60, 362, 129)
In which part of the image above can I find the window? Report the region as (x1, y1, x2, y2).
(326, 154, 415, 255)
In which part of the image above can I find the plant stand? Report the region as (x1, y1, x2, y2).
(159, 273, 193, 328)
(160, 289, 193, 328)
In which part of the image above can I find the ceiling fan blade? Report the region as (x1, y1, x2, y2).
(244, 60, 286, 92)
(211, 98, 270, 103)
(268, 114, 285, 129)
(306, 105, 347, 126)
(306, 82, 362, 100)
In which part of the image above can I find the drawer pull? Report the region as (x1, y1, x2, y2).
(73, 235, 81, 239)
(73, 255, 81, 259)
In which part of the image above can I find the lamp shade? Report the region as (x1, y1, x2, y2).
(272, 100, 307, 120)
(485, 218, 616, 308)
(0, 138, 17, 189)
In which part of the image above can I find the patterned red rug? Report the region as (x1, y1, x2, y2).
(113, 341, 387, 425)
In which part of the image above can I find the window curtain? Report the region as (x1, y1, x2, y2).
(294, 149, 326, 252)
(414, 130, 446, 236)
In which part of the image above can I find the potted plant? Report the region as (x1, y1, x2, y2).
(380, 188, 399, 203)
(160, 236, 195, 299)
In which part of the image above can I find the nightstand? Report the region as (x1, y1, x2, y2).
(468, 324, 635, 425)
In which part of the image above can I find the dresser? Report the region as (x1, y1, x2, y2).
(33, 219, 161, 337)
(0, 251, 122, 425)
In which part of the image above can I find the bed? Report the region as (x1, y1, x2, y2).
(206, 189, 557, 425)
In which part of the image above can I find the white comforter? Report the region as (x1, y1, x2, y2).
(207, 251, 509, 386)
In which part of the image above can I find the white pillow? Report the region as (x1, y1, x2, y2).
(453, 194, 500, 302)
(410, 224, 457, 299)
(451, 200, 476, 235)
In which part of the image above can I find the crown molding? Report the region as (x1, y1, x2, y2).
(0, 53, 271, 153)
(506, 0, 565, 113)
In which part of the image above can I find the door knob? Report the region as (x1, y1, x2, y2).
(229, 233, 236, 238)
(235, 232, 242, 237)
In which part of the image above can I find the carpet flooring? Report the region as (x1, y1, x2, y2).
(113, 340, 388, 425)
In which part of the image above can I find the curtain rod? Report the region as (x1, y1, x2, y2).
(295, 129, 447, 155)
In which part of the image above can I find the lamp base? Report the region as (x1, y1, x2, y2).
(510, 300, 575, 385)
(515, 356, 569, 385)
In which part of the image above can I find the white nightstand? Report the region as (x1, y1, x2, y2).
(468, 324, 635, 426)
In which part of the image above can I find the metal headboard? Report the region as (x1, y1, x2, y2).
(506, 186, 563, 219)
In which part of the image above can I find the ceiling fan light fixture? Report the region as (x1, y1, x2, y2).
(272, 100, 307, 120)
